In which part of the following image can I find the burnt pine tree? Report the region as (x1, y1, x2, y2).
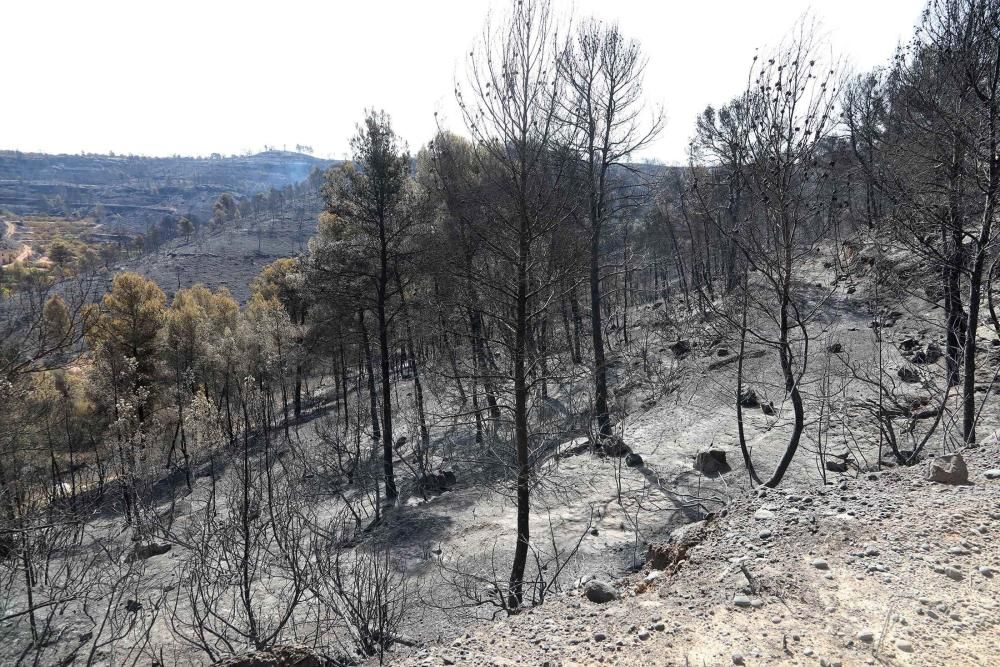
(449, 0, 579, 607)
(846, 0, 1000, 444)
(559, 18, 661, 440)
(726, 25, 842, 488)
(321, 110, 415, 502)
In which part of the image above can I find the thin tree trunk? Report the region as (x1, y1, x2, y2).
(359, 310, 380, 443)
(508, 221, 531, 609)
(735, 282, 761, 485)
(590, 226, 611, 440)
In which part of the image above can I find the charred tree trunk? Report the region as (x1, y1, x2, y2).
(359, 310, 381, 444)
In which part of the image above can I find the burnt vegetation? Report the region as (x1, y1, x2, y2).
(1, 0, 999, 664)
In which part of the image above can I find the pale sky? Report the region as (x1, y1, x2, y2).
(0, 0, 925, 164)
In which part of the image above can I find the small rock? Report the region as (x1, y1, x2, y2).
(811, 558, 830, 570)
(732, 654, 745, 665)
(943, 566, 964, 581)
(131, 542, 171, 561)
(625, 452, 644, 468)
(895, 639, 913, 653)
(754, 508, 776, 520)
(857, 630, 875, 642)
(592, 632, 607, 642)
(978, 566, 994, 577)
(984, 469, 1000, 480)
(733, 595, 752, 608)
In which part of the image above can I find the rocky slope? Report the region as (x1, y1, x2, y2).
(399, 442, 1000, 666)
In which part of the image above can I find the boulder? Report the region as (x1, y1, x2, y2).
(694, 449, 728, 474)
(738, 388, 760, 409)
(670, 340, 691, 358)
(601, 436, 631, 457)
(825, 459, 848, 474)
(898, 365, 921, 383)
(625, 452, 644, 468)
(583, 580, 618, 604)
(926, 452, 968, 485)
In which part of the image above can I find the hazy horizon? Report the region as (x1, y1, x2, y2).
(2, 0, 926, 164)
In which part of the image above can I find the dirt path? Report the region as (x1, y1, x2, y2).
(2, 219, 32, 262)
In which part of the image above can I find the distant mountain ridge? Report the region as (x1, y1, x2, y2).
(0, 150, 335, 228)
